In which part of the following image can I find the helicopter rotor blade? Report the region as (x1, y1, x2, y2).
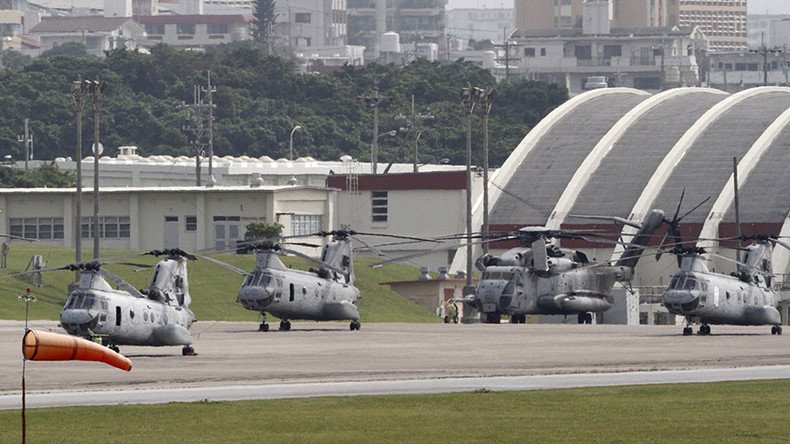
(351, 235, 386, 257)
(278, 246, 349, 276)
(565, 214, 642, 229)
(677, 195, 712, 222)
(370, 235, 518, 268)
(97, 268, 146, 298)
(196, 255, 248, 276)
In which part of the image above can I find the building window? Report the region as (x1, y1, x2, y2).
(371, 191, 388, 223)
(145, 23, 164, 34)
(186, 216, 197, 232)
(540, 48, 546, 56)
(575, 45, 592, 60)
(207, 23, 228, 34)
(525, 48, 535, 57)
(81, 216, 130, 239)
(603, 45, 622, 59)
(177, 23, 195, 34)
(292, 215, 323, 236)
(294, 13, 311, 23)
(9, 217, 64, 240)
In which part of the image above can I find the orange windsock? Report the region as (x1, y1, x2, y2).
(22, 329, 132, 372)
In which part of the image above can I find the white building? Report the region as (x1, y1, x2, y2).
(27, 16, 145, 56)
(0, 185, 335, 252)
(136, 14, 252, 49)
(328, 170, 481, 271)
(274, 0, 346, 50)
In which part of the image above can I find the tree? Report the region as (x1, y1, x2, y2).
(0, 163, 75, 188)
(244, 222, 284, 241)
(252, 0, 278, 54)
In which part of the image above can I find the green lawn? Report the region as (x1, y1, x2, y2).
(0, 245, 438, 323)
(3, 379, 790, 443)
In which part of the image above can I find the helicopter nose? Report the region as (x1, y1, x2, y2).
(60, 309, 93, 325)
(238, 286, 274, 310)
(662, 290, 700, 312)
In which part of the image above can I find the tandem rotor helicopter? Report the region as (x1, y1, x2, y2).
(3, 249, 199, 355)
(205, 228, 434, 332)
(655, 194, 789, 335)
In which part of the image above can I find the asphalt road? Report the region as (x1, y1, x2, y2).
(1, 320, 789, 409)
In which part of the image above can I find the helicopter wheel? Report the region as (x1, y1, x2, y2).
(485, 313, 501, 324)
(259, 323, 270, 332)
(698, 325, 710, 335)
(110, 345, 120, 353)
(683, 327, 693, 336)
(585, 313, 593, 324)
(350, 321, 361, 331)
(279, 320, 291, 331)
(182, 346, 196, 356)
(772, 326, 782, 335)
(577, 313, 585, 324)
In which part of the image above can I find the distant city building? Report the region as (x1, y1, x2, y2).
(510, 2, 706, 93)
(446, 7, 513, 45)
(347, 0, 446, 62)
(677, 0, 746, 51)
(747, 14, 790, 49)
(136, 14, 253, 49)
(27, 16, 144, 56)
(273, 0, 347, 50)
(708, 51, 790, 91)
(513, 0, 745, 52)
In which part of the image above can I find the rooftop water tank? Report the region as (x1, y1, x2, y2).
(381, 32, 400, 53)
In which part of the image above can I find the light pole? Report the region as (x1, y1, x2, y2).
(478, 88, 495, 253)
(17, 118, 32, 171)
(72, 78, 89, 266)
(88, 79, 103, 260)
(289, 125, 303, 161)
(460, 85, 479, 310)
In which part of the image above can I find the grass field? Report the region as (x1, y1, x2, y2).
(3, 379, 790, 443)
(0, 245, 438, 324)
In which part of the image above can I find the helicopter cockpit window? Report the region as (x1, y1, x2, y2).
(669, 275, 699, 290)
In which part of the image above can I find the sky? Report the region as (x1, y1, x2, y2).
(446, 0, 790, 14)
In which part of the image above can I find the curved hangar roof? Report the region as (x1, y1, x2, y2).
(458, 86, 790, 275)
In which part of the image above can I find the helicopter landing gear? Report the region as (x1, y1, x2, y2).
(109, 345, 120, 353)
(279, 320, 292, 331)
(697, 324, 711, 335)
(485, 312, 501, 324)
(182, 345, 197, 356)
(350, 320, 361, 331)
(259, 323, 270, 332)
(772, 325, 783, 335)
(683, 326, 693, 336)
(577, 313, 593, 324)
(510, 314, 526, 324)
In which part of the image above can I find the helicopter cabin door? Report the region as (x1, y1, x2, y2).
(164, 216, 179, 249)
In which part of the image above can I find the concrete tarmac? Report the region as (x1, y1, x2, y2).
(1, 320, 789, 405)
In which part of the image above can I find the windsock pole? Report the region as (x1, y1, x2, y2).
(19, 288, 34, 444)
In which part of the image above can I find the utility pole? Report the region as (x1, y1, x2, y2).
(201, 70, 216, 186)
(397, 95, 434, 172)
(17, 118, 32, 171)
(183, 85, 208, 186)
(89, 79, 104, 260)
(494, 28, 518, 81)
(358, 91, 391, 174)
(72, 78, 88, 266)
(479, 88, 495, 253)
(460, 84, 479, 322)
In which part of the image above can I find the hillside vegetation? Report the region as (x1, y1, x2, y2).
(0, 245, 438, 323)
(0, 44, 567, 169)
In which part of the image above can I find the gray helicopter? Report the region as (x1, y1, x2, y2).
(462, 209, 666, 324)
(205, 228, 436, 332)
(661, 236, 786, 336)
(29, 249, 198, 355)
(372, 210, 666, 324)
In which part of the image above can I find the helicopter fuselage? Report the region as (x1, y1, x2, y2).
(60, 288, 195, 346)
(476, 256, 629, 317)
(238, 267, 361, 322)
(662, 270, 781, 326)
